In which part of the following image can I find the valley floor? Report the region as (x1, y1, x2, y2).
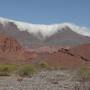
(0, 70, 90, 90)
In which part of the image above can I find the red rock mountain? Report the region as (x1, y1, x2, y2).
(0, 34, 22, 54)
(0, 34, 89, 68)
(70, 44, 90, 62)
(38, 45, 90, 68)
(0, 34, 38, 64)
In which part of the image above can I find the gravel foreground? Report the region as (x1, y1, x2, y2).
(0, 70, 90, 90)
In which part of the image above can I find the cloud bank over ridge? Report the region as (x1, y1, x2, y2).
(0, 17, 90, 38)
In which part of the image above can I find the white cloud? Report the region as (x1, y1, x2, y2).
(0, 17, 90, 38)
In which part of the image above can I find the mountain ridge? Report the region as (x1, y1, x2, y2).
(0, 17, 90, 48)
(0, 17, 90, 38)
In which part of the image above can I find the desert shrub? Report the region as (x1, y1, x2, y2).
(17, 64, 37, 77)
(38, 61, 50, 70)
(0, 64, 17, 76)
(78, 67, 90, 81)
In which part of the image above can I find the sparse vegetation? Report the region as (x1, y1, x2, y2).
(0, 62, 52, 76)
(0, 64, 17, 76)
(0, 64, 37, 77)
(38, 61, 50, 69)
(78, 67, 90, 81)
(17, 64, 37, 77)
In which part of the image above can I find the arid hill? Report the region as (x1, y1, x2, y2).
(0, 33, 90, 68)
(70, 44, 90, 62)
(38, 46, 90, 68)
(0, 34, 38, 64)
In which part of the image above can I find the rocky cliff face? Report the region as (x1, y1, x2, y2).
(0, 34, 38, 64)
(0, 34, 22, 54)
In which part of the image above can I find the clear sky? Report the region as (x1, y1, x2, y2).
(0, 0, 90, 27)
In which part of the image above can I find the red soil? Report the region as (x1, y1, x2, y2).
(38, 46, 90, 68)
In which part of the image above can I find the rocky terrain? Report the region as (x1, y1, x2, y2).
(0, 33, 90, 67)
(0, 70, 89, 90)
(70, 44, 90, 62)
(38, 44, 90, 68)
(0, 34, 38, 64)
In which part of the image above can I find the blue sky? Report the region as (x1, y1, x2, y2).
(0, 0, 90, 27)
